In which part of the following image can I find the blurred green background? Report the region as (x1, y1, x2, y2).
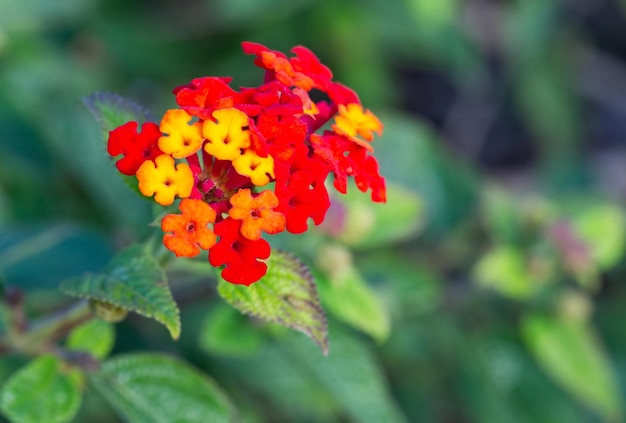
(3, 0, 626, 422)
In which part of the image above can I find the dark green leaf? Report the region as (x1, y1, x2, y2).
(199, 303, 264, 357)
(0, 225, 112, 290)
(61, 245, 180, 339)
(0, 355, 82, 423)
(522, 313, 622, 421)
(82, 92, 155, 141)
(285, 324, 407, 423)
(90, 353, 235, 423)
(82, 92, 156, 196)
(218, 251, 328, 354)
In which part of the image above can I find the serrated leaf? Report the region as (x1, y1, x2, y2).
(330, 182, 424, 249)
(316, 255, 390, 342)
(90, 353, 235, 423)
(60, 245, 180, 339)
(66, 319, 115, 360)
(199, 303, 264, 357)
(522, 313, 622, 421)
(0, 355, 82, 423)
(218, 251, 328, 354)
(82, 92, 156, 196)
(82, 92, 156, 141)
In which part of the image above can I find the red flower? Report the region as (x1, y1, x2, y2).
(107, 122, 163, 175)
(209, 218, 271, 285)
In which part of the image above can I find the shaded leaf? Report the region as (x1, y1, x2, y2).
(82, 92, 155, 141)
(0, 355, 82, 423)
(0, 225, 112, 290)
(82, 92, 156, 196)
(218, 251, 328, 354)
(199, 303, 264, 357)
(61, 245, 180, 339)
(67, 319, 115, 360)
(90, 353, 235, 423)
(284, 324, 407, 423)
(521, 313, 622, 421)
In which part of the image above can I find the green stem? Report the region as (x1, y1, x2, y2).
(4, 300, 94, 356)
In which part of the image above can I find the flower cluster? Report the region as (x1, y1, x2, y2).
(107, 42, 385, 285)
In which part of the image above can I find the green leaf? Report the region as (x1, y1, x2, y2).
(82, 92, 156, 196)
(66, 319, 115, 360)
(521, 313, 622, 421)
(284, 324, 407, 423)
(0, 355, 82, 423)
(330, 182, 424, 249)
(218, 250, 328, 354)
(82, 92, 155, 142)
(473, 246, 536, 300)
(90, 353, 235, 423)
(199, 303, 264, 357)
(570, 203, 626, 271)
(316, 245, 390, 342)
(61, 245, 180, 339)
(0, 225, 112, 290)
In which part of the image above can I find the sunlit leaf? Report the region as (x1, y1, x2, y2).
(328, 182, 423, 249)
(90, 353, 235, 423)
(473, 246, 535, 300)
(316, 246, 390, 342)
(570, 203, 626, 271)
(522, 313, 622, 421)
(0, 355, 82, 423)
(66, 319, 115, 360)
(61, 245, 180, 339)
(218, 251, 328, 354)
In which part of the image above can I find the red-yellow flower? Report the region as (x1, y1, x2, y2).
(332, 103, 383, 151)
(158, 109, 203, 159)
(136, 154, 194, 206)
(203, 108, 251, 161)
(228, 189, 286, 240)
(162, 199, 217, 257)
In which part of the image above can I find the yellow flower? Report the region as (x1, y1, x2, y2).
(136, 154, 194, 206)
(158, 109, 203, 159)
(332, 103, 383, 151)
(233, 149, 275, 186)
(202, 108, 251, 161)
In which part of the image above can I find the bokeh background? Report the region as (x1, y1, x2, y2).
(3, 0, 626, 422)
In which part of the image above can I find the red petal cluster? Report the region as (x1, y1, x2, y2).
(106, 42, 386, 285)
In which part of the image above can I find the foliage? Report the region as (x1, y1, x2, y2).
(2, 0, 626, 422)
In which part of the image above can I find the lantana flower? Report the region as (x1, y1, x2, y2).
(106, 42, 386, 285)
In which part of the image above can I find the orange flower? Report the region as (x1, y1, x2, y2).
(228, 189, 286, 240)
(136, 154, 194, 206)
(332, 103, 383, 151)
(162, 199, 217, 257)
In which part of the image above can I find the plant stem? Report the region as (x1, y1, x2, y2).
(2, 300, 94, 356)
